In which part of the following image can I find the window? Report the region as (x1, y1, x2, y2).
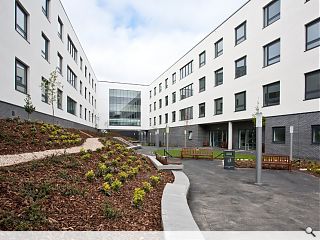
(89, 111, 91, 122)
(172, 111, 176, 122)
(85, 87, 87, 99)
(89, 73, 91, 83)
(149, 118, 152, 127)
(199, 51, 206, 67)
(272, 127, 285, 143)
(89, 92, 91, 103)
(165, 78, 168, 89)
(67, 66, 77, 88)
(79, 105, 82, 118)
(180, 84, 193, 100)
(214, 98, 223, 115)
(305, 70, 320, 100)
(235, 91, 246, 112)
(15, 59, 28, 94)
(42, 0, 49, 18)
(149, 90, 152, 98)
(80, 57, 83, 70)
(199, 103, 205, 118)
(41, 78, 48, 103)
(199, 77, 206, 92)
(15, 2, 28, 40)
(80, 81, 83, 95)
(235, 56, 247, 78)
(312, 125, 320, 144)
(159, 115, 162, 125)
(159, 99, 162, 109)
(188, 131, 193, 140)
(172, 92, 176, 103)
(85, 66, 87, 77)
(57, 89, 63, 109)
(154, 102, 156, 111)
(154, 87, 156, 96)
(57, 53, 63, 74)
(263, 81, 280, 106)
(180, 107, 193, 121)
(67, 97, 76, 115)
(306, 18, 320, 50)
(159, 83, 162, 93)
(172, 73, 176, 84)
(92, 96, 94, 106)
(67, 36, 77, 62)
(264, 39, 280, 66)
(41, 33, 49, 61)
(215, 38, 223, 57)
(85, 108, 87, 120)
(235, 21, 246, 45)
(180, 61, 193, 79)
(165, 113, 168, 124)
(165, 96, 168, 106)
(264, 0, 280, 27)
(58, 16, 63, 40)
(215, 68, 223, 86)
(149, 104, 152, 112)
(154, 117, 156, 126)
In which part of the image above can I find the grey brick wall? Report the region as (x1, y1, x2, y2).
(0, 101, 97, 131)
(265, 112, 320, 160)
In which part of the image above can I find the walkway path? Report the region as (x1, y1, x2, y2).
(0, 138, 103, 167)
(184, 159, 320, 231)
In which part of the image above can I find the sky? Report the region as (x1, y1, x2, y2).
(60, 0, 248, 85)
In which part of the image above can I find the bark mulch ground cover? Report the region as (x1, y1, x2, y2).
(0, 118, 88, 155)
(0, 139, 174, 230)
(236, 159, 320, 177)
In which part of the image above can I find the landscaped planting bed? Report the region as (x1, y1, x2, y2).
(0, 118, 87, 155)
(0, 139, 173, 230)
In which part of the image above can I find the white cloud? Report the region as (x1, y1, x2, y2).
(60, 0, 248, 84)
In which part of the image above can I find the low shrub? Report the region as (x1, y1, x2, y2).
(118, 171, 128, 182)
(81, 153, 91, 160)
(103, 202, 120, 219)
(85, 170, 95, 182)
(111, 179, 122, 192)
(97, 163, 108, 176)
(133, 188, 145, 208)
(102, 182, 111, 195)
(142, 182, 152, 193)
(150, 175, 160, 187)
(103, 173, 113, 183)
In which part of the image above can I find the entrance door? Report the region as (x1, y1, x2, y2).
(238, 129, 256, 150)
(209, 130, 227, 148)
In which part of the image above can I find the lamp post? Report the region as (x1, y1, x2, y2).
(166, 124, 170, 153)
(255, 111, 263, 185)
(290, 126, 294, 162)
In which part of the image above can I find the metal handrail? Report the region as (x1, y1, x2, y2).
(164, 149, 173, 158)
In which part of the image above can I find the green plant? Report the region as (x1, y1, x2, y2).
(21, 182, 53, 201)
(81, 153, 91, 160)
(118, 171, 128, 182)
(150, 175, 160, 187)
(103, 173, 113, 183)
(111, 179, 123, 192)
(24, 94, 36, 121)
(85, 170, 95, 182)
(142, 181, 153, 193)
(97, 163, 108, 176)
(102, 182, 111, 195)
(133, 188, 145, 208)
(103, 201, 120, 219)
(111, 159, 118, 167)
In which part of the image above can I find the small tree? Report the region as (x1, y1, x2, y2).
(24, 94, 35, 121)
(41, 69, 62, 124)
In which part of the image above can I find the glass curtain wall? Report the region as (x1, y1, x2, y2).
(109, 89, 141, 126)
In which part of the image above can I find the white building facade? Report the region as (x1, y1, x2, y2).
(0, 0, 319, 159)
(147, 0, 320, 159)
(0, 0, 98, 130)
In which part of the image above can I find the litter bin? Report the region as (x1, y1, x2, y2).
(224, 150, 235, 170)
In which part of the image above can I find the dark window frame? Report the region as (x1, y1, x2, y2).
(215, 68, 223, 86)
(15, 58, 28, 94)
(235, 21, 246, 45)
(306, 18, 320, 51)
(235, 91, 246, 112)
(312, 125, 320, 144)
(263, 81, 280, 107)
(41, 32, 49, 61)
(15, 1, 28, 40)
(58, 16, 63, 40)
(199, 77, 206, 92)
(235, 56, 247, 79)
(215, 38, 223, 58)
(57, 89, 63, 110)
(42, 0, 50, 18)
(67, 96, 77, 115)
(263, 0, 280, 27)
(264, 38, 280, 67)
(199, 51, 206, 67)
(199, 102, 206, 118)
(272, 126, 285, 144)
(305, 69, 320, 100)
(214, 97, 223, 115)
(41, 77, 49, 104)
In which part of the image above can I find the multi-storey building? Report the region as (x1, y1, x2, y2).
(0, 0, 319, 159)
(0, 0, 98, 130)
(147, 0, 320, 159)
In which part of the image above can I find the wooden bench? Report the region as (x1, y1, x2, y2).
(181, 148, 213, 159)
(262, 155, 292, 171)
(155, 153, 168, 165)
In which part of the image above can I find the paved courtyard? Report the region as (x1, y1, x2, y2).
(183, 160, 320, 231)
